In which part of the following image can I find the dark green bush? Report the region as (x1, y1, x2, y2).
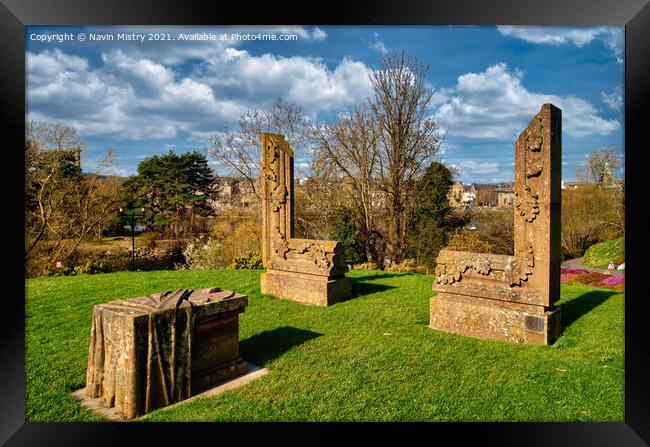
(330, 207, 366, 263)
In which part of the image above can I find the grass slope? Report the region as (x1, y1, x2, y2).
(583, 236, 624, 269)
(25, 269, 624, 422)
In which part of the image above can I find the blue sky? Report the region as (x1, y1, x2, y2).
(26, 25, 624, 183)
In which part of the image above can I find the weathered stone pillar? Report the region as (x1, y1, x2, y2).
(259, 132, 352, 306)
(261, 132, 294, 266)
(430, 104, 562, 344)
(514, 103, 562, 308)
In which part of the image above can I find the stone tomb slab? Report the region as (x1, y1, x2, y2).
(84, 287, 250, 419)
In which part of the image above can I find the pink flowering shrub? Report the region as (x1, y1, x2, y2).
(599, 275, 625, 290)
(559, 266, 624, 290)
(560, 266, 590, 284)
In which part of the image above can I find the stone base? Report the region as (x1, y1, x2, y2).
(75, 362, 268, 421)
(192, 358, 249, 392)
(261, 270, 352, 306)
(429, 292, 561, 345)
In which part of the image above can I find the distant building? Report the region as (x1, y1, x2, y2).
(448, 181, 477, 208)
(462, 183, 477, 207)
(561, 180, 623, 191)
(449, 181, 465, 208)
(561, 181, 580, 190)
(209, 177, 258, 211)
(495, 182, 515, 207)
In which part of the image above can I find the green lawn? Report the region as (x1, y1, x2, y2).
(25, 269, 624, 422)
(583, 236, 625, 269)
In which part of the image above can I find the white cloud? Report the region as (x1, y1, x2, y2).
(601, 87, 623, 111)
(27, 46, 373, 141)
(497, 26, 623, 63)
(27, 48, 252, 140)
(195, 49, 373, 114)
(459, 160, 499, 174)
(600, 29, 624, 63)
(435, 63, 620, 139)
(370, 32, 389, 55)
(311, 27, 327, 41)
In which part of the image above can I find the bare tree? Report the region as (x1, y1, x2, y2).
(26, 120, 86, 153)
(369, 51, 443, 262)
(25, 125, 126, 275)
(476, 185, 497, 207)
(576, 147, 622, 187)
(311, 105, 384, 261)
(293, 175, 347, 240)
(205, 97, 310, 198)
(561, 184, 624, 259)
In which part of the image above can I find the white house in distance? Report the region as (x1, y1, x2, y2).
(461, 183, 477, 207)
(449, 181, 477, 208)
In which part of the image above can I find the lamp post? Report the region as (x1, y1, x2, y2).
(120, 207, 145, 271)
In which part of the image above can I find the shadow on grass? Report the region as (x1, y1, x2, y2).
(349, 271, 413, 281)
(559, 289, 618, 334)
(240, 326, 323, 366)
(349, 277, 396, 299)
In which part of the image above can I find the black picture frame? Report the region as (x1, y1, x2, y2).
(2, 0, 648, 444)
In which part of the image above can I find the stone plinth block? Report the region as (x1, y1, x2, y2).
(261, 270, 352, 307)
(85, 288, 248, 419)
(430, 293, 561, 345)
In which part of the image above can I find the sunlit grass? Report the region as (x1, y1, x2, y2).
(25, 269, 623, 421)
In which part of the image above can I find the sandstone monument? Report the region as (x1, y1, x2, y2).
(85, 287, 248, 419)
(431, 104, 562, 344)
(259, 132, 352, 306)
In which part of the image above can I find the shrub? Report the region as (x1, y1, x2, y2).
(598, 274, 625, 291)
(561, 185, 624, 259)
(445, 229, 498, 254)
(566, 271, 609, 286)
(139, 231, 160, 249)
(468, 208, 514, 255)
(181, 238, 225, 269)
(330, 207, 366, 263)
(229, 252, 263, 270)
(208, 216, 261, 267)
(353, 262, 379, 270)
(407, 219, 446, 269)
(560, 266, 590, 283)
(46, 260, 111, 276)
(211, 221, 234, 241)
(385, 258, 417, 272)
(599, 275, 625, 287)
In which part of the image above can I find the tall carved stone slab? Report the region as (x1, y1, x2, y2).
(260, 132, 351, 306)
(85, 288, 248, 419)
(514, 103, 562, 307)
(430, 104, 562, 344)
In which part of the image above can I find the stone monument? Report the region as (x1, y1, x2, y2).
(430, 104, 562, 344)
(85, 287, 248, 419)
(259, 132, 352, 306)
